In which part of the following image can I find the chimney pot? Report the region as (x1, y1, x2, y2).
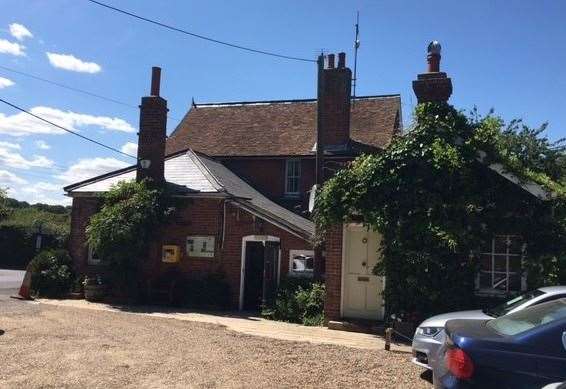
(412, 41, 452, 103)
(150, 66, 161, 96)
(338, 52, 346, 68)
(327, 54, 335, 69)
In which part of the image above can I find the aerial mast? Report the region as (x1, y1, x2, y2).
(352, 11, 360, 102)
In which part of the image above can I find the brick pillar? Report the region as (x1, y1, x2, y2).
(137, 67, 168, 183)
(324, 224, 343, 322)
(412, 41, 453, 104)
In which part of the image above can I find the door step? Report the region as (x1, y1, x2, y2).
(328, 320, 385, 335)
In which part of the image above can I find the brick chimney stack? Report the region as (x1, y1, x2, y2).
(137, 66, 168, 183)
(317, 52, 352, 149)
(412, 41, 453, 103)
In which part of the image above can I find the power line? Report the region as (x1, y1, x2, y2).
(0, 98, 137, 160)
(0, 64, 183, 123)
(85, 0, 316, 63)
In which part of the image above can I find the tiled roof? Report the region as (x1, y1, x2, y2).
(165, 95, 402, 157)
(64, 151, 314, 239)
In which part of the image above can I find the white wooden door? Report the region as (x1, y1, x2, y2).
(342, 225, 384, 320)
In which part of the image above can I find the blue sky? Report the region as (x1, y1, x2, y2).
(0, 0, 564, 204)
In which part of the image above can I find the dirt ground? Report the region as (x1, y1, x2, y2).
(0, 299, 432, 388)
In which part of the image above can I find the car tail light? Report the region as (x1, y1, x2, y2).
(445, 348, 474, 379)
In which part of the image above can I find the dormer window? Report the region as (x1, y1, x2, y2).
(285, 159, 301, 197)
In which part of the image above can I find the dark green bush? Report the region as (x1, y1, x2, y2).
(174, 272, 231, 309)
(263, 278, 325, 326)
(29, 249, 74, 297)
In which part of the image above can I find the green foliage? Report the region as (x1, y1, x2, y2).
(29, 249, 74, 297)
(263, 278, 325, 326)
(86, 180, 172, 292)
(0, 188, 7, 221)
(314, 102, 566, 318)
(0, 206, 70, 237)
(0, 195, 70, 269)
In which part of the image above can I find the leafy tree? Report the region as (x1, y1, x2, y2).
(86, 180, 172, 296)
(314, 102, 566, 319)
(0, 188, 7, 222)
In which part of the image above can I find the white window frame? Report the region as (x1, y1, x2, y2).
(88, 246, 102, 265)
(284, 159, 301, 197)
(288, 249, 314, 277)
(475, 235, 527, 295)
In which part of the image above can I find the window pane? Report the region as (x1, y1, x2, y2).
(285, 159, 300, 194)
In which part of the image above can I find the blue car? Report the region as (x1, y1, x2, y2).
(433, 298, 566, 388)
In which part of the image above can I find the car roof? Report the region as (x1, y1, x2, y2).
(538, 286, 566, 294)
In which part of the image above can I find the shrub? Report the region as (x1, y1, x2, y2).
(264, 278, 325, 326)
(29, 249, 74, 297)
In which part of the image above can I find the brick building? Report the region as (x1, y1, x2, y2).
(65, 52, 402, 316)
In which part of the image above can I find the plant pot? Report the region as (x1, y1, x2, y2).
(84, 284, 106, 302)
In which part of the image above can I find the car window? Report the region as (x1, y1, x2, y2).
(485, 289, 546, 317)
(487, 299, 566, 336)
(533, 294, 566, 306)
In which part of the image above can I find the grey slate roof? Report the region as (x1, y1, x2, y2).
(65, 150, 314, 240)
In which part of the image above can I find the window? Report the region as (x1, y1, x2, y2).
(88, 246, 102, 265)
(285, 159, 301, 196)
(289, 250, 314, 277)
(477, 235, 526, 294)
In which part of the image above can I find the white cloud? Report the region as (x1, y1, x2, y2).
(120, 142, 137, 156)
(0, 141, 21, 149)
(0, 77, 14, 89)
(0, 169, 27, 185)
(9, 23, 33, 41)
(0, 145, 54, 169)
(34, 140, 50, 150)
(57, 157, 129, 184)
(46, 52, 101, 74)
(12, 181, 69, 205)
(0, 39, 25, 56)
(0, 106, 135, 136)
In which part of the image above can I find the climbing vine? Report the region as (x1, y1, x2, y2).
(314, 102, 566, 318)
(86, 179, 173, 295)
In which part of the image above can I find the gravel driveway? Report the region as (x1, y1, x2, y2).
(0, 302, 431, 388)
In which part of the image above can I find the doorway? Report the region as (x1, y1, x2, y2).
(342, 224, 384, 320)
(243, 242, 264, 310)
(239, 236, 281, 311)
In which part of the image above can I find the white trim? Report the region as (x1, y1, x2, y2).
(239, 235, 281, 311)
(288, 249, 315, 277)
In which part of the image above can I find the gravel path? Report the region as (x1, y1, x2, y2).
(0, 302, 431, 388)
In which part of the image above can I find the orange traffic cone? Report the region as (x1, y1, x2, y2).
(11, 263, 34, 300)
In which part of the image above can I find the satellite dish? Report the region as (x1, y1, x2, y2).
(308, 184, 318, 213)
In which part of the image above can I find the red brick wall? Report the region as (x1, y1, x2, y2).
(69, 197, 99, 275)
(324, 224, 343, 322)
(68, 196, 312, 309)
(222, 158, 315, 213)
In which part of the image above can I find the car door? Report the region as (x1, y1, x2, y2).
(535, 323, 566, 382)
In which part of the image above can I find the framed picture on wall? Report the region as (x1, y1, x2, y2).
(186, 236, 215, 258)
